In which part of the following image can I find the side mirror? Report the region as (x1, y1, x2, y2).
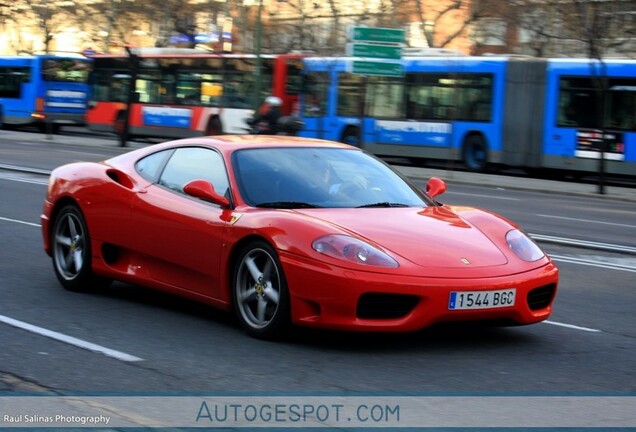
(425, 177, 447, 198)
(184, 180, 230, 207)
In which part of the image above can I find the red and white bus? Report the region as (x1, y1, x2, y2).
(86, 48, 303, 138)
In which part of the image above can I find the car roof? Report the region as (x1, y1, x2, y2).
(158, 135, 353, 152)
(106, 135, 358, 169)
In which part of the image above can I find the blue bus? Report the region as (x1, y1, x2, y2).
(298, 55, 636, 176)
(0, 54, 91, 132)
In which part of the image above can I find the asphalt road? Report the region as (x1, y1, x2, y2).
(0, 129, 634, 427)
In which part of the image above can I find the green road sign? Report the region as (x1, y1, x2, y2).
(351, 60, 404, 77)
(347, 43, 402, 60)
(350, 27, 406, 44)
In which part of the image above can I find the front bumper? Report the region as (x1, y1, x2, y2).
(281, 252, 558, 332)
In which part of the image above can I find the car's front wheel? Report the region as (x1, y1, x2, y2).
(232, 241, 290, 339)
(52, 205, 111, 292)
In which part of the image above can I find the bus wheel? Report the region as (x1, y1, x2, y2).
(341, 127, 361, 147)
(206, 117, 223, 136)
(462, 134, 488, 172)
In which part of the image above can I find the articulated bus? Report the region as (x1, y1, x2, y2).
(298, 55, 636, 176)
(86, 48, 304, 139)
(0, 54, 91, 131)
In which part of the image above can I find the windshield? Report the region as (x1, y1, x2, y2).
(233, 147, 432, 209)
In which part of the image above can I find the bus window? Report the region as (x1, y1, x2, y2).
(607, 81, 636, 130)
(42, 59, 90, 83)
(225, 57, 274, 105)
(366, 76, 404, 119)
(557, 78, 601, 128)
(405, 73, 493, 121)
(0, 67, 30, 98)
(301, 72, 328, 117)
(337, 73, 364, 117)
(285, 59, 303, 95)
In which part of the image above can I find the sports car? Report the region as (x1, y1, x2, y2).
(41, 136, 558, 339)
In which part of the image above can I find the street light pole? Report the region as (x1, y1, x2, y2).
(253, 0, 264, 110)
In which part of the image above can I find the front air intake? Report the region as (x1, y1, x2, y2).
(527, 284, 556, 310)
(357, 293, 419, 319)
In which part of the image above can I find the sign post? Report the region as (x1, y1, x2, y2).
(348, 27, 405, 147)
(348, 26, 405, 77)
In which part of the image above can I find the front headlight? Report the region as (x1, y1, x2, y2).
(506, 229, 545, 262)
(312, 234, 399, 268)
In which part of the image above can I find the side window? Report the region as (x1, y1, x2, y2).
(135, 149, 173, 182)
(158, 147, 229, 198)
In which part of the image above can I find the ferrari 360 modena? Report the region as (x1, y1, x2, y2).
(42, 135, 558, 339)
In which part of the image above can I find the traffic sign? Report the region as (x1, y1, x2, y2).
(346, 43, 402, 60)
(350, 27, 406, 44)
(351, 61, 404, 77)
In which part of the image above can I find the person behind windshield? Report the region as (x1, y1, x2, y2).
(313, 157, 368, 197)
(252, 96, 283, 134)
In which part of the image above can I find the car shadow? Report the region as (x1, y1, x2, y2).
(285, 322, 539, 353)
(87, 282, 541, 352)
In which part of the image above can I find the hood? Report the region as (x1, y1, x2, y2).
(296, 206, 509, 269)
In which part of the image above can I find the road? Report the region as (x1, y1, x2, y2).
(0, 129, 634, 427)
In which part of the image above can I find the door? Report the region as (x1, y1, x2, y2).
(132, 146, 231, 298)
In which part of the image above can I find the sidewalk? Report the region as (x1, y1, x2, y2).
(2, 128, 636, 202)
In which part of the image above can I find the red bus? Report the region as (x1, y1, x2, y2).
(86, 48, 303, 139)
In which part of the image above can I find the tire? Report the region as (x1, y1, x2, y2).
(341, 126, 361, 147)
(232, 241, 290, 339)
(206, 117, 223, 135)
(462, 134, 488, 172)
(51, 205, 111, 292)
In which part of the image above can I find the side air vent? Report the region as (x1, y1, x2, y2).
(106, 169, 135, 189)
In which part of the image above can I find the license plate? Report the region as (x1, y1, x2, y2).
(448, 289, 516, 310)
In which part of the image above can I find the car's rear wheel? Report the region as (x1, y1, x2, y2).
(52, 205, 111, 292)
(232, 241, 290, 339)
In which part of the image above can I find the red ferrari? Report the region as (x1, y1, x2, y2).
(41, 136, 558, 339)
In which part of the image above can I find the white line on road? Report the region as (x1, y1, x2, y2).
(0, 314, 143, 362)
(446, 191, 521, 201)
(543, 320, 602, 333)
(536, 214, 636, 229)
(0, 216, 41, 227)
(0, 174, 48, 185)
(550, 254, 636, 273)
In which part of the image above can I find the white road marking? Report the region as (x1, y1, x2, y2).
(537, 214, 636, 229)
(0, 173, 49, 185)
(543, 320, 602, 333)
(0, 314, 143, 362)
(446, 191, 521, 201)
(0, 216, 41, 227)
(550, 254, 636, 273)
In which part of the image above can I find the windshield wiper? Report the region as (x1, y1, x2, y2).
(356, 202, 409, 208)
(255, 201, 323, 209)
